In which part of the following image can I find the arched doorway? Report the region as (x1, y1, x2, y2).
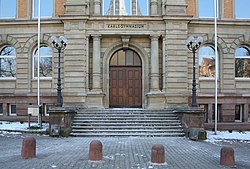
(109, 49, 142, 108)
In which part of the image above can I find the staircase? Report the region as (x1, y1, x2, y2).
(70, 109, 184, 137)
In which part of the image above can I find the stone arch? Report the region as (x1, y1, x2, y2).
(0, 34, 22, 53)
(202, 34, 228, 54)
(23, 34, 52, 54)
(229, 35, 250, 54)
(103, 41, 149, 108)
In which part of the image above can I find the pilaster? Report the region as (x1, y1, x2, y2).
(92, 35, 102, 92)
(94, 0, 101, 15)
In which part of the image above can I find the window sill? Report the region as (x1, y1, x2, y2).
(0, 78, 16, 81)
(235, 78, 250, 81)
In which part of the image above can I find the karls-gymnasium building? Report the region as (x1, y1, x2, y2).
(0, 0, 250, 130)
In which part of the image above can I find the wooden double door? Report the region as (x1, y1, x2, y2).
(109, 66, 142, 108)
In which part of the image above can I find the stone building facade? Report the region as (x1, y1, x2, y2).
(0, 0, 250, 130)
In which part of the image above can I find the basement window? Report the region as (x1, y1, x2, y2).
(248, 105, 250, 122)
(199, 104, 208, 122)
(9, 104, 16, 116)
(235, 104, 244, 122)
(0, 103, 3, 115)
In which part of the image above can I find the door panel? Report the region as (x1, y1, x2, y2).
(109, 66, 142, 108)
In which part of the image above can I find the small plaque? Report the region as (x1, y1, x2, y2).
(28, 107, 39, 116)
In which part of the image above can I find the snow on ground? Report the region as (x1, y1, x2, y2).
(0, 121, 48, 133)
(0, 121, 250, 143)
(206, 130, 250, 144)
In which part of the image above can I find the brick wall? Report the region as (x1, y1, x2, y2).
(186, 0, 196, 16)
(17, 0, 28, 18)
(224, 0, 233, 18)
(56, 0, 66, 16)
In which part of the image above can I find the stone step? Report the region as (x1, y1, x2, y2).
(73, 116, 178, 120)
(72, 119, 180, 123)
(70, 109, 184, 137)
(72, 125, 182, 129)
(71, 129, 183, 133)
(72, 122, 182, 126)
(70, 132, 185, 137)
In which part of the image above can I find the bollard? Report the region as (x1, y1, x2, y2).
(21, 137, 36, 159)
(151, 144, 165, 164)
(220, 146, 235, 167)
(89, 140, 102, 161)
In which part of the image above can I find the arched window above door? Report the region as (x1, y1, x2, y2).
(110, 49, 141, 66)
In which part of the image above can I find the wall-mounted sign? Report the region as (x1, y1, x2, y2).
(106, 24, 146, 29)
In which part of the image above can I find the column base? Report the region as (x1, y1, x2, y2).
(86, 92, 105, 109)
(146, 92, 165, 109)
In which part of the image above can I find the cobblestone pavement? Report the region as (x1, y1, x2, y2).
(0, 133, 250, 169)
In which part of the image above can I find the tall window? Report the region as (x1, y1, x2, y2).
(198, 0, 215, 18)
(103, 0, 148, 16)
(235, 0, 250, 19)
(235, 46, 250, 78)
(235, 104, 244, 122)
(33, 0, 53, 17)
(0, 46, 16, 78)
(198, 45, 215, 78)
(0, 0, 16, 18)
(33, 45, 52, 78)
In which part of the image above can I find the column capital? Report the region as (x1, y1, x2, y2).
(150, 34, 160, 41)
(92, 34, 102, 40)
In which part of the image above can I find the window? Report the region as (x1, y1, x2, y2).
(235, 46, 250, 78)
(33, 45, 52, 78)
(0, 0, 16, 18)
(103, 0, 148, 16)
(9, 104, 16, 116)
(212, 104, 221, 122)
(248, 105, 250, 122)
(235, 0, 250, 19)
(199, 45, 215, 78)
(110, 49, 141, 66)
(199, 104, 208, 122)
(0, 46, 16, 78)
(235, 104, 244, 122)
(0, 103, 3, 115)
(33, 0, 53, 17)
(198, 0, 215, 18)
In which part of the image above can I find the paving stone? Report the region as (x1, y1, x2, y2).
(0, 134, 250, 169)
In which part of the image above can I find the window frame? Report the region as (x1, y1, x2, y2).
(0, 0, 17, 19)
(32, 0, 54, 18)
(235, 104, 244, 122)
(102, 0, 148, 16)
(0, 103, 3, 115)
(9, 104, 16, 116)
(32, 45, 53, 80)
(0, 45, 17, 79)
(234, 0, 250, 19)
(197, 0, 217, 18)
(198, 45, 217, 80)
(235, 46, 250, 79)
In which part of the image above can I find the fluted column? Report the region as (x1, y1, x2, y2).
(94, 0, 101, 15)
(150, 35, 160, 92)
(92, 35, 102, 91)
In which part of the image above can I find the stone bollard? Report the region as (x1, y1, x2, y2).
(21, 137, 36, 159)
(151, 144, 165, 164)
(89, 140, 102, 161)
(220, 146, 235, 167)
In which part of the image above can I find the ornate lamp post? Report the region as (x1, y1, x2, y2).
(51, 36, 68, 107)
(186, 36, 203, 107)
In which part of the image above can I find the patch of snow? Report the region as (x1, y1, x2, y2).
(0, 121, 48, 132)
(206, 131, 250, 143)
